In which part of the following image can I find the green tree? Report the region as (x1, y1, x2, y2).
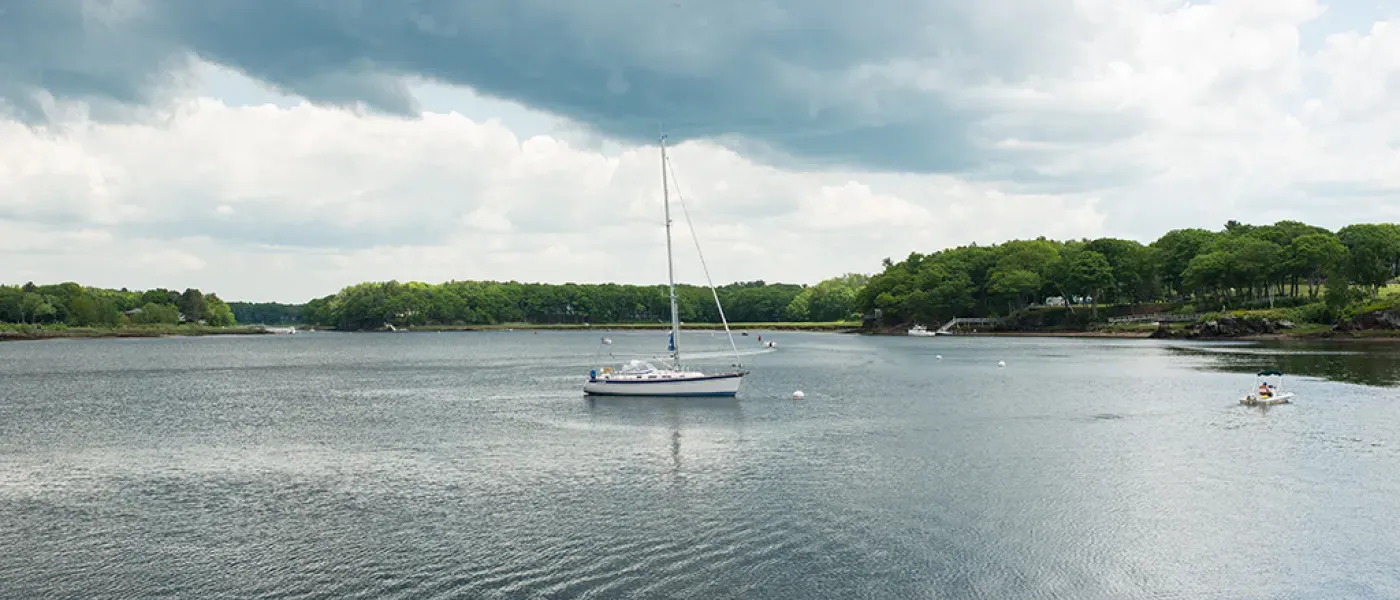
(1289, 233, 1347, 298)
(1230, 236, 1284, 304)
(130, 303, 181, 325)
(204, 294, 237, 326)
(20, 293, 55, 324)
(69, 294, 100, 326)
(987, 268, 1041, 313)
(1183, 251, 1231, 308)
(95, 297, 123, 326)
(141, 289, 178, 307)
(0, 283, 237, 327)
(786, 273, 869, 322)
(1325, 267, 1358, 311)
(178, 288, 207, 322)
(1151, 228, 1217, 298)
(1066, 250, 1114, 316)
(1083, 238, 1155, 304)
(1338, 224, 1400, 296)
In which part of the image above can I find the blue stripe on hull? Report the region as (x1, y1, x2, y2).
(583, 390, 738, 397)
(591, 373, 744, 384)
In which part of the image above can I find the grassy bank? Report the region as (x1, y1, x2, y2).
(944, 326, 1400, 341)
(0, 324, 273, 342)
(394, 321, 861, 332)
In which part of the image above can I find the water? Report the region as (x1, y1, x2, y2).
(2, 331, 1398, 599)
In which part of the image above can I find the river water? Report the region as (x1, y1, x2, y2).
(2, 331, 1398, 599)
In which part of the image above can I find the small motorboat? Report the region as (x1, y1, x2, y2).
(908, 324, 937, 337)
(1241, 369, 1294, 406)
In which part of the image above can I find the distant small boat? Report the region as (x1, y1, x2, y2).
(265, 326, 296, 335)
(1242, 369, 1294, 405)
(907, 325, 937, 337)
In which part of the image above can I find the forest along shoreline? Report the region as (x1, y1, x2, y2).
(6, 220, 1400, 343)
(0, 325, 274, 342)
(9, 315, 1398, 342)
(0, 320, 857, 343)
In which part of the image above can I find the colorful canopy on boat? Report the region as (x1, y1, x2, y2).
(1258, 369, 1284, 377)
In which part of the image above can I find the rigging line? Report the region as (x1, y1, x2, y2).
(663, 152, 744, 369)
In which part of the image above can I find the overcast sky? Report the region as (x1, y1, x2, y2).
(3, 1, 1398, 302)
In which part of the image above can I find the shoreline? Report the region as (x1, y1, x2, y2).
(394, 322, 862, 333)
(864, 329, 1400, 342)
(6, 322, 1394, 343)
(0, 326, 274, 342)
(978, 332, 1400, 342)
(1, 321, 858, 340)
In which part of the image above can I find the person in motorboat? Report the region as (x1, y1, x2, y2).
(1258, 382, 1273, 398)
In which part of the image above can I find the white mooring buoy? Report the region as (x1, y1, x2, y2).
(936, 354, 942, 360)
(998, 360, 1006, 368)
(792, 390, 806, 400)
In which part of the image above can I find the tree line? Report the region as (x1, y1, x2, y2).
(2, 276, 869, 331)
(857, 220, 1400, 326)
(13, 220, 1395, 333)
(228, 302, 304, 325)
(0, 283, 236, 327)
(297, 274, 870, 330)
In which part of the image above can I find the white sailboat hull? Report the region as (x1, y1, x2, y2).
(583, 373, 743, 397)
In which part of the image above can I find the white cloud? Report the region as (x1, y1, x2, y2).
(1, 93, 1097, 301)
(139, 249, 206, 272)
(997, 4, 1400, 233)
(2, 3, 1398, 303)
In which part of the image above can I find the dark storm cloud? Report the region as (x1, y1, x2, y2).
(0, 0, 190, 122)
(0, 0, 1145, 175)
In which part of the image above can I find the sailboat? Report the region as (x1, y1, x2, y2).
(583, 135, 747, 397)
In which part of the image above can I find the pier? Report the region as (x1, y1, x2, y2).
(938, 317, 1004, 334)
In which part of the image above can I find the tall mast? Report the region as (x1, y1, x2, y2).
(661, 135, 681, 366)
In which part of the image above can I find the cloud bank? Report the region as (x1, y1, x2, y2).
(1, 0, 1397, 301)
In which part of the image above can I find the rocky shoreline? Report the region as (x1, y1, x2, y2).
(862, 308, 1400, 342)
(1147, 316, 1298, 340)
(1149, 310, 1400, 341)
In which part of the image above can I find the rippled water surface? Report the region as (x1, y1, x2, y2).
(2, 331, 1399, 599)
